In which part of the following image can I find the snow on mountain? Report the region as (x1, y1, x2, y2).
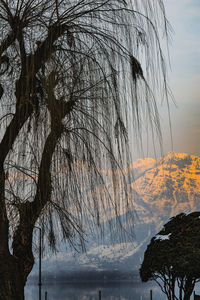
(134, 152, 200, 218)
(31, 152, 200, 278)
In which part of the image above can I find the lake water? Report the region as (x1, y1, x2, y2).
(25, 281, 166, 300)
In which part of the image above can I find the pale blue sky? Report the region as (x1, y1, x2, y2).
(136, 0, 200, 159)
(164, 0, 200, 102)
(162, 0, 200, 156)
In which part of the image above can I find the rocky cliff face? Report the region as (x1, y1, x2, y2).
(134, 152, 200, 219)
(32, 152, 200, 278)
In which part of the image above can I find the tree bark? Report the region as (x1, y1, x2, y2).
(184, 277, 195, 300)
(179, 278, 183, 300)
(171, 276, 175, 300)
(0, 253, 25, 300)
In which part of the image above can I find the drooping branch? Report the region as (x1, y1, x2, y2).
(0, 15, 77, 265)
(0, 19, 72, 266)
(11, 127, 62, 283)
(12, 71, 75, 280)
(0, 103, 33, 165)
(0, 20, 73, 174)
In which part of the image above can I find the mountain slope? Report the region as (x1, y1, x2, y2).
(134, 152, 200, 218)
(31, 152, 200, 279)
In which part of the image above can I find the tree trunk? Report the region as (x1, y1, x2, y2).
(179, 284, 183, 300)
(0, 253, 25, 300)
(184, 278, 195, 300)
(0, 215, 34, 300)
(172, 276, 175, 300)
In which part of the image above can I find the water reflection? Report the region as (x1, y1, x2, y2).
(25, 281, 165, 300)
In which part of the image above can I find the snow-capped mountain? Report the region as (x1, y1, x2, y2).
(31, 152, 200, 280)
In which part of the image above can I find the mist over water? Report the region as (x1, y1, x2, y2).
(25, 281, 165, 300)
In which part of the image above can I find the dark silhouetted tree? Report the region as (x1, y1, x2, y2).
(140, 212, 200, 300)
(0, 1, 169, 299)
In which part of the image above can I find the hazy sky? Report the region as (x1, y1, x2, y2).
(133, 0, 200, 159)
(161, 0, 200, 156)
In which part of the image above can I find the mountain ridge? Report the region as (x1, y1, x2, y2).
(30, 152, 200, 279)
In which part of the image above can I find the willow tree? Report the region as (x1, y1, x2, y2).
(0, 0, 169, 299)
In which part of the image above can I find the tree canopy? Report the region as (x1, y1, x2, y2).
(0, 0, 170, 299)
(140, 212, 200, 300)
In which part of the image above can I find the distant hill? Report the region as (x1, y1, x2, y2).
(30, 152, 200, 280)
